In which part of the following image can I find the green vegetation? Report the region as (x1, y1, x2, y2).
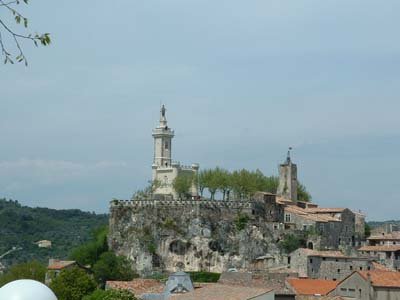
(70, 228, 136, 285)
(234, 213, 250, 231)
(83, 289, 137, 300)
(0, 260, 46, 287)
(188, 271, 221, 283)
(198, 167, 311, 201)
(365, 223, 371, 237)
(70, 227, 108, 266)
(93, 252, 136, 286)
(173, 173, 195, 199)
(0, 198, 108, 268)
(131, 180, 161, 200)
(50, 267, 97, 300)
(278, 234, 306, 253)
(0, 0, 51, 65)
(297, 183, 312, 202)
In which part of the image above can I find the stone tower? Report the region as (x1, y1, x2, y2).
(151, 105, 199, 198)
(277, 148, 298, 201)
(152, 105, 174, 168)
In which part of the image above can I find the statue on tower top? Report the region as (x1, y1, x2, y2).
(159, 104, 167, 127)
(161, 105, 166, 118)
(286, 147, 292, 164)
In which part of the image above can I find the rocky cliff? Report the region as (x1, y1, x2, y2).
(108, 199, 284, 276)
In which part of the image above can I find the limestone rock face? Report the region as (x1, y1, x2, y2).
(109, 200, 282, 276)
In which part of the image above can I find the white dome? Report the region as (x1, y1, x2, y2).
(0, 279, 57, 300)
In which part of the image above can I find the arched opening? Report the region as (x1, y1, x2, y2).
(307, 242, 314, 250)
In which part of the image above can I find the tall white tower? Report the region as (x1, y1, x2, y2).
(152, 105, 174, 168)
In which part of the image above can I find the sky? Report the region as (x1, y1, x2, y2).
(0, 1, 399, 220)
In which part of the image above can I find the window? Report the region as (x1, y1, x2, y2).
(337, 269, 340, 273)
(340, 288, 347, 292)
(165, 141, 169, 149)
(310, 258, 313, 264)
(285, 214, 291, 223)
(360, 267, 363, 270)
(350, 266, 353, 270)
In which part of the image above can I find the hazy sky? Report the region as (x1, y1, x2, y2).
(1, 1, 399, 220)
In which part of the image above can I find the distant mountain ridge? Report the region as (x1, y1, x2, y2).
(0, 198, 108, 269)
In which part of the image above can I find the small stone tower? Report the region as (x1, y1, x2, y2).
(277, 148, 298, 201)
(152, 105, 174, 168)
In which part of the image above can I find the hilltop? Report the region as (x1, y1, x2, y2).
(0, 198, 108, 269)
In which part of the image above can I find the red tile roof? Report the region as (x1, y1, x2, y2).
(169, 283, 273, 300)
(285, 206, 339, 223)
(106, 279, 164, 296)
(287, 278, 338, 295)
(305, 208, 346, 213)
(359, 270, 400, 288)
(47, 260, 76, 270)
(358, 245, 400, 252)
(368, 232, 400, 241)
(372, 262, 392, 271)
(296, 248, 345, 258)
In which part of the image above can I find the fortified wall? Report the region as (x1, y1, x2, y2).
(108, 198, 285, 276)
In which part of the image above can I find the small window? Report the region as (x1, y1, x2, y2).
(350, 266, 353, 270)
(310, 258, 313, 264)
(165, 141, 169, 149)
(360, 267, 363, 270)
(337, 269, 340, 273)
(285, 214, 291, 223)
(341, 288, 347, 292)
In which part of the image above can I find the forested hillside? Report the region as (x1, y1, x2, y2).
(0, 198, 108, 269)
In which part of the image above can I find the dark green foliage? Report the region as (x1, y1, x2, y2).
(70, 226, 109, 266)
(50, 267, 97, 300)
(297, 183, 312, 202)
(365, 223, 371, 237)
(83, 289, 137, 300)
(0, 198, 108, 269)
(279, 234, 305, 253)
(173, 173, 195, 199)
(0, 260, 46, 287)
(92, 251, 136, 286)
(234, 213, 250, 231)
(188, 271, 220, 283)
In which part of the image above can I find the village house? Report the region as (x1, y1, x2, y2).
(331, 269, 400, 300)
(45, 259, 77, 285)
(35, 240, 52, 248)
(289, 248, 375, 281)
(358, 245, 400, 271)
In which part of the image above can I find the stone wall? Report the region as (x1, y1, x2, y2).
(308, 256, 373, 281)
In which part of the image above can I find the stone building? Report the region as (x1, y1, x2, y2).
(151, 105, 199, 199)
(45, 259, 77, 285)
(331, 269, 400, 300)
(358, 245, 400, 271)
(277, 149, 298, 201)
(288, 248, 375, 281)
